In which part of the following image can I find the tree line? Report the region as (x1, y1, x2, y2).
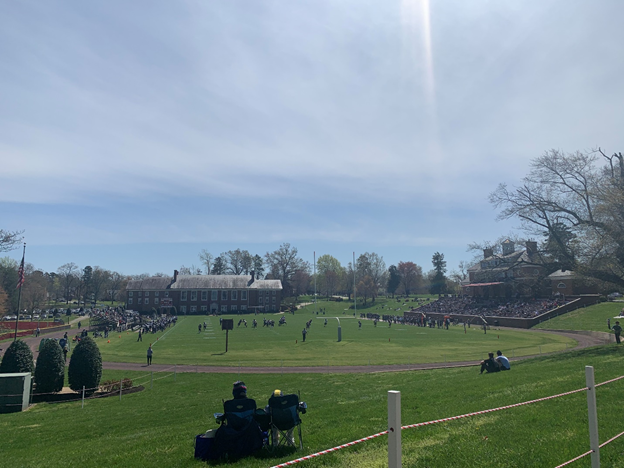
(0, 237, 453, 315)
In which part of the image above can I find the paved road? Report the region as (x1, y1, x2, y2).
(2, 324, 611, 374)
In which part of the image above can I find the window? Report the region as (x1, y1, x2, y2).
(155, 291, 159, 297)
(129, 291, 134, 297)
(221, 305, 228, 312)
(272, 290, 276, 295)
(201, 291, 207, 301)
(145, 297, 150, 304)
(221, 291, 228, 300)
(232, 291, 238, 300)
(265, 298, 269, 303)
(165, 291, 169, 297)
(272, 297, 276, 303)
(180, 305, 186, 313)
(138, 298, 143, 305)
(241, 305, 247, 311)
(212, 290, 218, 300)
(558, 282, 567, 289)
(241, 291, 247, 300)
(181, 291, 187, 301)
(138, 291, 142, 296)
(190, 306, 197, 313)
(154, 298, 159, 305)
(128, 298, 133, 305)
(191, 291, 197, 301)
(145, 291, 150, 297)
(201, 305, 207, 312)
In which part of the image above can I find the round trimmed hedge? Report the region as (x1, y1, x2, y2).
(68, 336, 102, 394)
(34, 339, 65, 393)
(0, 339, 34, 374)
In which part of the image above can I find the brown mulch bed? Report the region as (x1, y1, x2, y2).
(32, 385, 145, 404)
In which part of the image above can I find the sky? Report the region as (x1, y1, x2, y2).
(1, 0, 623, 277)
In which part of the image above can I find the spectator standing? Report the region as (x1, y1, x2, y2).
(302, 328, 307, 342)
(607, 318, 611, 330)
(147, 344, 153, 365)
(613, 321, 622, 344)
(137, 329, 142, 342)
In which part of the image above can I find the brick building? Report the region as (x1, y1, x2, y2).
(463, 240, 545, 297)
(126, 271, 282, 314)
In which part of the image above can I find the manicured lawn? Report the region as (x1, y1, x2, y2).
(94, 312, 575, 367)
(534, 301, 624, 334)
(1, 345, 622, 468)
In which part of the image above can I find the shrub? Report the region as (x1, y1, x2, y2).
(68, 336, 102, 394)
(99, 378, 133, 393)
(34, 339, 65, 393)
(0, 340, 34, 374)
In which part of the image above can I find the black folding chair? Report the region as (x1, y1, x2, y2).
(222, 398, 257, 431)
(268, 393, 303, 450)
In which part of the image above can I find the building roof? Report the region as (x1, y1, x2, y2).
(127, 274, 282, 291)
(548, 270, 576, 279)
(126, 277, 172, 290)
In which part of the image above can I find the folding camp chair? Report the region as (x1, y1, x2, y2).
(221, 398, 258, 431)
(268, 393, 303, 450)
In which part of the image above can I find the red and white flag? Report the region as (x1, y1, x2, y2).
(16, 255, 25, 289)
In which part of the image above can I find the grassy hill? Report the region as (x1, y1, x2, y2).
(1, 345, 623, 467)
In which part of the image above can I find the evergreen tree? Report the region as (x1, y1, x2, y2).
(387, 265, 401, 297)
(34, 339, 64, 393)
(68, 337, 102, 394)
(0, 340, 34, 374)
(429, 252, 448, 296)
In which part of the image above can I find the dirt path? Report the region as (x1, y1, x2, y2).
(2, 327, 611, 374)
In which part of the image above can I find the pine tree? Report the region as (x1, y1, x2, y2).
(68, 337, 102, 394)
(0, 340, 34, 374)
(34, 339, 65, 393)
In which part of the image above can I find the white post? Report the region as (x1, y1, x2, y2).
(82, 386, 85, 408)
(585, 366, 600, 468)
(388, 390, 402, 468)
(119, 379, 122, 400)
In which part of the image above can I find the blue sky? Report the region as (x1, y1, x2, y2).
(2, 0, 623, 276)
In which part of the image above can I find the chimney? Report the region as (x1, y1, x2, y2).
(173, 270, 179, 283)
(248, 270, 255, 287)
(484, 248, 493, 259)
(526, 241, 538, 255)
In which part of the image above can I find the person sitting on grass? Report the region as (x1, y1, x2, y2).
(480, 352, 500, 374)
(495, 350, 510, 370)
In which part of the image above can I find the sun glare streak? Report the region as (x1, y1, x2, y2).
(401, 0, 437, 139)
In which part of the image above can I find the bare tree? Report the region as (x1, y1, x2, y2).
(490, 148, 624, 286)
(198, 250, 214, 275)
(265, 243, 309, 296)
(57, 263, 80, 303)
(0, 229, 23, 253)
(397, 261, 423, 295)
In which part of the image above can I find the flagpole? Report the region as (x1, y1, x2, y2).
(353, 251, 356, 317)
(313, 251, 316, 313)
(14, 243, 26, 342)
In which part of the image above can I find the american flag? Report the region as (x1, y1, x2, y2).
(16, 255, 25, 289)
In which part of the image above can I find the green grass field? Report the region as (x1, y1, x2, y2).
(535, 300, 624, 333)
(2, 300, 623, 468)
(1, 345, 622, 468)
(95, 312, 575, 367)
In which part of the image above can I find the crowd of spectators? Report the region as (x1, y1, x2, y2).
(410, 296, 569, 319)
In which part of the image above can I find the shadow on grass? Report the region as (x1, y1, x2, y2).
(211, 352, 226, 356)
(206, 446, 297, 466)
